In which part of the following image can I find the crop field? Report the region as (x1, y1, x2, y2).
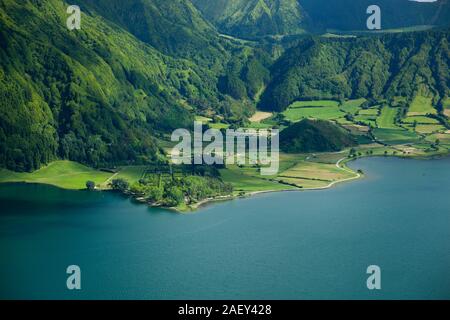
(0, 161, 112, 190)
(403, 116, 440, 124)
(283, 106, 344, 122)
(358, 108, 379, 116)
(354, 115, 377, 127)
(113, 166, 146, 183)
(377, 106, 399, 129)
(372, 128, 420, 144)
(443, 98, 450, 117)
(340, 98, 366, 114)
(426, 133, 450, 146)
(289, 100, 340, 108)
(279, 161, 355, 182)
(407, 96, 437, 116)
(413, 125, 446, 134)
(219, 167, 295, 192)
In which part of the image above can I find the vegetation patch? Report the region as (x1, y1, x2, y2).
(408, 96, 437, 116)
(0, 161, 112, 190)
(372, 128, 420, 145)
(377, 106, 399, 129)
(280, 119, 357, 153)
(340, 98, 367, 114)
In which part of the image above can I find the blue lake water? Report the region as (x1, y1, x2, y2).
(0, 157, 449, 299)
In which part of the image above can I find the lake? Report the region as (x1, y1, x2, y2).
(0, 157, 449, 299)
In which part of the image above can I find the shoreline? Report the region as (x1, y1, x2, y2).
(1, 152, 449, 213)
(169, 152, 450, 212)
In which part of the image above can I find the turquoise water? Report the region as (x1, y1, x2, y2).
(0, 157, 449, 300)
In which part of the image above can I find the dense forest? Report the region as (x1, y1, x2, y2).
(259, 31, 450, 112)
(0, 0, 449, 172)
(192, 0, 450, 38)
(279, 119, 357, 153)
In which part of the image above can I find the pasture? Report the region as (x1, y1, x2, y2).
(0, 161, 112, 190)
(408, 96, 437, 116)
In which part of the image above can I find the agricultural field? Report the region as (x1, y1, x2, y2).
(354, 115, 377, 127)
(340, 98, 367, 114)
(403, 116, 440, 124)
(249, 111, 273, 123)
(411, 124, 446, 134)
(0, 161, 112, 190)
(443, 98, 450, 117)
(407, 96, 437, 116)
(377, 106, 399, 129)
(372, 128, 420, 145)
(219, 166, 295, 193)
(111, 166, 146, 184)
(209, 122, 230, 130)
(283, 100, 345, 122)
(195, 116, 230, 130)
(358, 108, 379, 116)
(289, 100, 340, 108)
(220, 152, 358, 191)
(426, 133, 450, 146)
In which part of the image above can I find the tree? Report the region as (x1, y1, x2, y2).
(164, 186, 184, 207)
(147, 185, 164, 203)
(110, 179, 129, 192)
(86, 181, 96, 191)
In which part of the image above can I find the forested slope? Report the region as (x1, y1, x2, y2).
(259, 31, 450, 112)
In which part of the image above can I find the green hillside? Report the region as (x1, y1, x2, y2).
(192, 0, 450, 37)
(279, 119, 357, 153)
(259, 31, 450, 112)
(192, 0, 308, 38)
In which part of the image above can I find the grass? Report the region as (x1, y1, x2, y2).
(354, 115, 377, 127)
(195, 116, 212, 123)
(408, 96, 437, 116)
(278, 161, 355, 182)
(372, 128, 421, 145)
(413, 125, 446, 134)
(377, 106, 399, 129)
(403, 116, 440, 124)
(358, 108, 379, 116)
(340, 98, 366, 114)
(209, 122, 230, 130)
(426, 133, 450, 146)
(289, 100, 340, 108)
(0, 161, 112, 190)
(220, 151, 359, 192)
(113, 166, 146, 183)
(219, 167, 295, 193)
(283, 106, 344, 122)
(249, 111, 273, 123)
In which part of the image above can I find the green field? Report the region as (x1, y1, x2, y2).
(289, 100, 340, 108)
(412, 124, 446, 134)
(209, 122, 230, 130)
(283, 101, 344, 122)
(219, 167, 295, 193)
(408, 96, 437, 116)
(340, 98, 366, 114)
(377, 106, 399, 129)
(0, 161, 112, 190)
(403, 116, 440, 124)
(358, 108, 379, 116)
(354, 115, 377, 127)
(372, 128, 420, 144)
(112, 166, 146, 183)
